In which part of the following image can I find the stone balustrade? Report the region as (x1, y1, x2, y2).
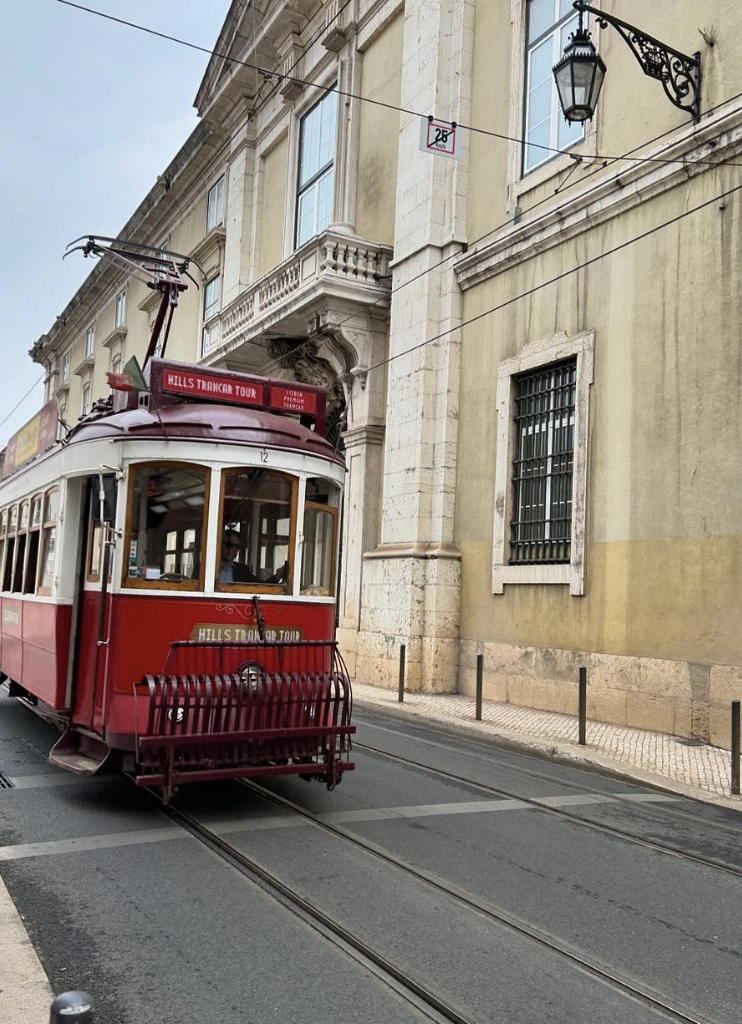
(217, 230, 392, 349)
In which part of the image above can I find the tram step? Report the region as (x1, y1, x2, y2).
(49, 728, 119, 776)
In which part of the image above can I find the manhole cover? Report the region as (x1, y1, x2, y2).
(0, 738, 47, 766)
(0, 771, 14, 789)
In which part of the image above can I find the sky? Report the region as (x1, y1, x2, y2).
(0, 0, 230, 449)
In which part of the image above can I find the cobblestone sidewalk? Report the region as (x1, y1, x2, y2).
(352, 681, 741, 807)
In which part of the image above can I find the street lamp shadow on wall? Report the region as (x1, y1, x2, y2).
(553, 0, 701, 125)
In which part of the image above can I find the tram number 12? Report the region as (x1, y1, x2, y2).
(260, 449, 268, 463)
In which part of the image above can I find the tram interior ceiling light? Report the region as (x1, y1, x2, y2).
(553, 1, 701, 124)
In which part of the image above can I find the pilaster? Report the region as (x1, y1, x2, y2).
(355, 0, 475, 692)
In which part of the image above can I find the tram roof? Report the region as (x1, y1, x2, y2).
(66, 400, 345, 466)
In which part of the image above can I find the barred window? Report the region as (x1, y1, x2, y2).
(510, 358, 576, 564)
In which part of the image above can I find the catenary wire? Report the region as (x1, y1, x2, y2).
(54, 0, 742, 173)
(363, 173, 742, 376)
(0, 375, 45, 432)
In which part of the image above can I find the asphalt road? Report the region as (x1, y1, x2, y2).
(1, 692, 741, 1024)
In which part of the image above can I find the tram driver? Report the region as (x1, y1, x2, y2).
(219, 528, 288, 586)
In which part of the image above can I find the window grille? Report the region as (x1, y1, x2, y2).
(510, 358, 576, 564)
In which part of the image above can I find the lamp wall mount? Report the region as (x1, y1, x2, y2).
(573, 1, 701, 122)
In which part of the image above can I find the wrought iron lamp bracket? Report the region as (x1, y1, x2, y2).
(574, 1, 701, 122)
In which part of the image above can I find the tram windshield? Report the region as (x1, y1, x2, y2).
(217, 469, 293, 592)
(125, 464, 209, 588)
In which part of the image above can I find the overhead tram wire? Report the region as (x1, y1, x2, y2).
(362, 173, 742, 377)
(257, 86, 742, 377)
(54, 0, 742, 174)
(0, 374, 45, 432)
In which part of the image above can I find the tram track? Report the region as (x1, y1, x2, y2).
(238, 778, 723, 1024)
(353, 727, 742, 878)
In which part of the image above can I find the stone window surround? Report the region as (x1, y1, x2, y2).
(492, 328, 594, 596)
(114, 287, 127, 328)
(206, 174, 226, 233)
(506, 0, 598, 213)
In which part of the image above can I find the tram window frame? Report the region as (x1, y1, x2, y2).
(3, 506, 17, 592)
(23, 495, 43, 594)
(122, 461, 211, 591)
(37, 489, 60, 597)
(216, 468, 297, 595)
(300, 478, 340, 598)
(12, 501, 31, 592)
(0, 509, 6, 593)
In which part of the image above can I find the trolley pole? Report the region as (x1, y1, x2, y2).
(732, 700, 740, 796)
(50, 992, 94, 1023)
(398, 644, 406, 703)
(578, 666, 587, 746)
(475, 653, 483, 721)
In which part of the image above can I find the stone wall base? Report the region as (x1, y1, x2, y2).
(459, 639, 742, 749)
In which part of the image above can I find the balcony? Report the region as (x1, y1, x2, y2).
(206, 229, 392, 369)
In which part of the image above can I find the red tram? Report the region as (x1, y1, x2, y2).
(0, 271, 355, 800)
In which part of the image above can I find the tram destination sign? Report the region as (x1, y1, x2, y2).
(2, 400, 59, 478)
(159, 367, 264, 407)
(149, 359, 326, 431)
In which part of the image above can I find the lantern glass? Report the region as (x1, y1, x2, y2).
(553, 32, 606, 123)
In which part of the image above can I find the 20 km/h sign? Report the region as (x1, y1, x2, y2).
(419, 116, 462, 160)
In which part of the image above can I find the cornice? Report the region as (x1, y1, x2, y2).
(190, 225, 227, 267)
(455, 100, 742, 291)
(101, 325, 128, 349)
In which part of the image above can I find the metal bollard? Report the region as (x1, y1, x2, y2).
(50, 991, 94, 1023)
(398, 644, 406, 703)
(578, 666, 587, 746)
(475, 653, 483, 721)
(732, 700, 740, 796)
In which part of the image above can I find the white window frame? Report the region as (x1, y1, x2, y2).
(114, 289, 127, 328)
(206, 177, 225, 233)
(61, 351, 70, 383)
(492, 329, 594, 596)
(201, 274, 221, 355)
(507, 0, 597, 208)
(84, 324, 95, 359)
(295, 87, 338, 249)
(81, 382, 92, 417)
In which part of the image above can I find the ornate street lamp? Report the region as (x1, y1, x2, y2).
(553, 0, 701, 124)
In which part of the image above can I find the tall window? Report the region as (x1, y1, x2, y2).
(510, 359, 576, 564)
(202, 275, 221, 355)
(115, 289, 127, 327)
(296, 88, 337, 248)
(61, 352, 70, 383)
(81, 382, 91, 416)
(206, 177, 224, 232)
(523, 0, 583, 173)
(85, 325, 95, 358)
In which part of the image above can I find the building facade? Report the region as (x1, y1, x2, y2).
(29, 0, 742, 745)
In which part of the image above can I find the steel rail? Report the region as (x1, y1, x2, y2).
(353, 739, 742, 881)
(126, 774, 474, 1024)
(241, 779, 720, 1024)
(357, 717, 742, 842)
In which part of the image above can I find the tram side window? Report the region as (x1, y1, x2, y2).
(12, 502, 30, 592)
(301, 478, 340, 597)
(23, 496, 42, 594)
(37, 490, 59, 597)
(124, 464, 209, 589)
(3, 506, 17, 592)
(0, 510, 5, 590)
(217, 469, 294, 592)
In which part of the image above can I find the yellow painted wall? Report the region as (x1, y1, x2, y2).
(259, 134, 289, 277)
(456, 166, 742, 668)
(355, 12, 404, 243)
